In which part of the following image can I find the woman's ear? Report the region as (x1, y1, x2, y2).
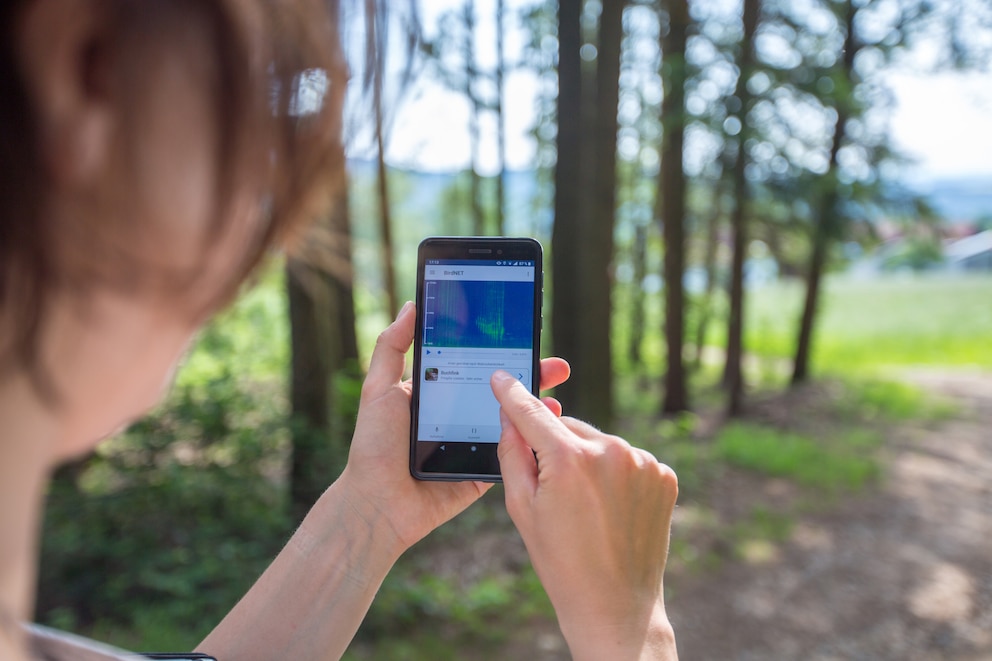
(16, 0, 114, 188)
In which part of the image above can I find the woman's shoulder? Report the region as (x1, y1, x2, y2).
(26, 624, 135, 661)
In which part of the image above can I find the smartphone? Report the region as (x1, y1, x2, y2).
(410, 237, 543, 482)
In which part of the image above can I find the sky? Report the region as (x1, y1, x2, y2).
(352, 0, 992, 184)
(887, 71, 992, 181)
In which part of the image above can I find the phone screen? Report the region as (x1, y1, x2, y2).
(410, 237, 542, 481)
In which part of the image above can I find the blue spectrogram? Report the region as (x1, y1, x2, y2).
(424, 280, 534, 349)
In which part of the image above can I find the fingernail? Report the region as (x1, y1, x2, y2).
(492, 370, 513, 384)
(396, 301, 413, 321)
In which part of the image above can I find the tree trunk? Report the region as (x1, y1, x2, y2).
(571, 0, 625, 429)
(659, 0, 691, 414)
(791, 0, 857, 385)
(287, 259, 331, 521)
(286, 185, 359, 523)
(551, 0, 584, 414)
(551, 0, 626, 429)
(723, 0, 760, 417)
(792, 218, 829, 383)
(693, 196, 722, 369)
(495, 0, 507, 235)
(370, 2, 398, 319)
(628, 223, 648, 366)
(463, 1, 485, 235)
(287, 0, 358, 522)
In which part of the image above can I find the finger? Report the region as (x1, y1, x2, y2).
(538, 357, 571, 391)
(559, 415, 608, 439)
(363, 301, 415, 398)
(497, 407, 539, 504)
(541, 396, 563, 417)
(491, 370, 568, 456)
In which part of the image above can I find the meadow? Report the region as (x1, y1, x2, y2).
(745, 273, 992, 373)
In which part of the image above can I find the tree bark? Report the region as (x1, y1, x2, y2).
(552, 0, 625, 429)
(369, 0, 398, 319)
(723, 0, 760, 417)
(286, 182, 359, 523)
(693, 196, 722, 370)
(660, 0, 691, 414)
(792, 0, 857, 385)
(287, 0, 358, 522)
(550, 0, 584, 414)
(463, 1, 485, 235)
(792, 216, 830, 383)
(578, 0, 625, 428)
(495, 0, 507, 235)
(628, 223, 648, 366)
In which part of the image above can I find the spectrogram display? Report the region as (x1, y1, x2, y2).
(424, 280, 534, 349)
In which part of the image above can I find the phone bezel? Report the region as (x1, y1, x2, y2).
(409, 236, 543, 482)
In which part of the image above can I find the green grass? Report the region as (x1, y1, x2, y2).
(715, 423, 882, 492)
(834, 377, 958, 422)
(744, 274, 992, 373)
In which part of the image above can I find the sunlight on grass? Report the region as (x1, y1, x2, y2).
(745, 274, 992, 373)
(715, 423, 882, 492)
(835, 378, 959, 421)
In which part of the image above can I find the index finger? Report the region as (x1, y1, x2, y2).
(491, 370, 568, 455)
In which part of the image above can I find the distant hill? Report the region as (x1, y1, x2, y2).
(908, 176, 992, 223)
(346, 159, 550, 237)
(348, 159, 992, 229)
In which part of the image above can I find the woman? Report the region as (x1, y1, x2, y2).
(0, 1, 680, 659)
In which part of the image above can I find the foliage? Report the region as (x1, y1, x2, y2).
(881, 236, 945, 271)
(37, 268, 296, 650)
(37, 369, 292, 650)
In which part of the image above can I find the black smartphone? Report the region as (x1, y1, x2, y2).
(410, 237, 543, 482)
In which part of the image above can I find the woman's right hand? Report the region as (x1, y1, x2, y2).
(491, 370, 679, 661)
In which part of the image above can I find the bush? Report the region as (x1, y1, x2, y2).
(36, 370, 293, 650)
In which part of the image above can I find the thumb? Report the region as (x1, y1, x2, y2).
(363, 301, 415, 398)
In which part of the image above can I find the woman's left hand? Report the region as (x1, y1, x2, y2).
(335, 301, 569, 556)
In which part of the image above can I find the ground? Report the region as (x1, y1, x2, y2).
(668, 370, 992, 661)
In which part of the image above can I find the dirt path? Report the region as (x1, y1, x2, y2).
(668, 371, 992, 660)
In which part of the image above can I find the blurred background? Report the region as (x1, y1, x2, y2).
(38, 0, 992, 658)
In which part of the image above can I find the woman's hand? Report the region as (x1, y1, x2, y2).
(336, 302, 570, 555)
(492, 370, 679, 660)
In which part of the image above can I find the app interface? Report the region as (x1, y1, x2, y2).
(417, 258, 536, 444)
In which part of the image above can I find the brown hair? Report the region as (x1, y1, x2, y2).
(0, 0, 344, 391)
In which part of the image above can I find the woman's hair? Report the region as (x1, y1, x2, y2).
(0, 0, 344, 391)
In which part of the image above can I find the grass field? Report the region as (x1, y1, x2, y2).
(745, 273, 992, 373)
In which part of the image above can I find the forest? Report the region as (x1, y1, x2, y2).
(38, 0, 992, 659)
